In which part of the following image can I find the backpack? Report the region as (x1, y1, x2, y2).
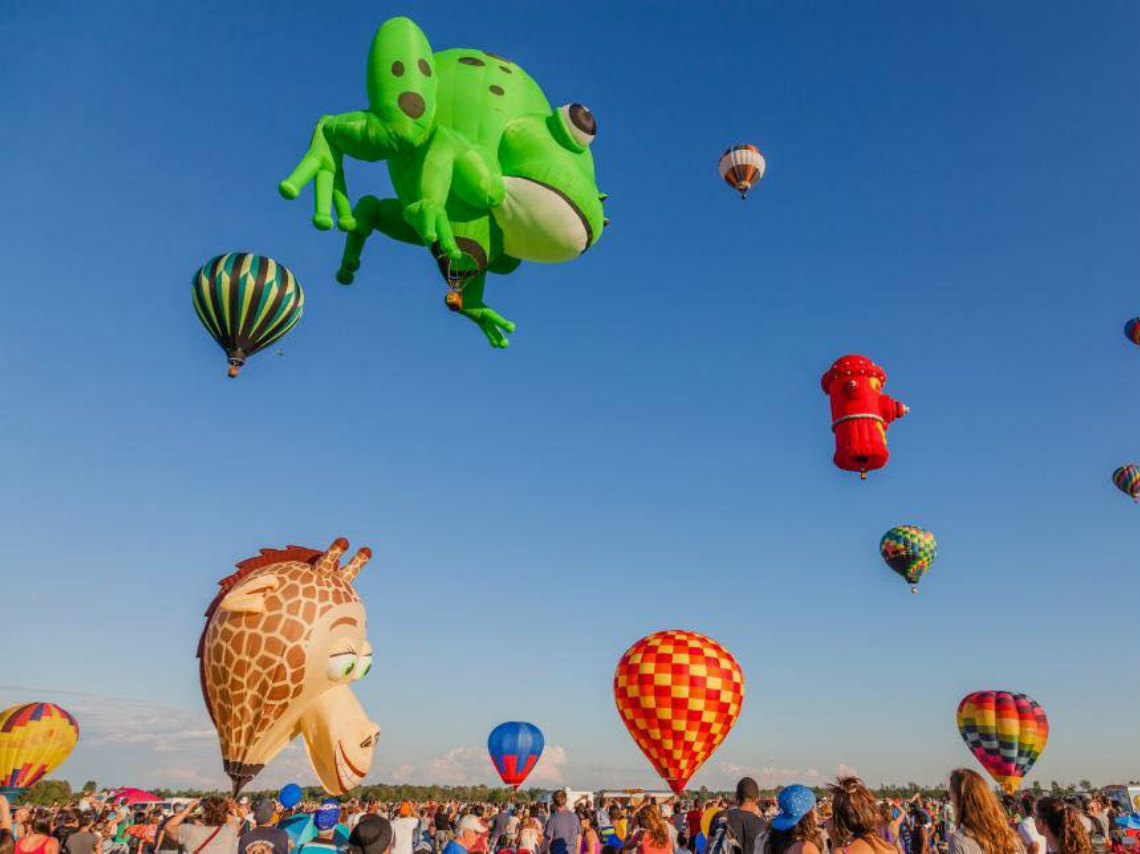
(706, 812, 741, 854)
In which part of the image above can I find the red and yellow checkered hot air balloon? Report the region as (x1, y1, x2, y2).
(0, 702, 80, 800)
(614, 629, 744, 795)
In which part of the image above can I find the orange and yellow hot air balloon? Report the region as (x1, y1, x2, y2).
(718, 145, 766, 200)
(614, 629, 744, 795)
(0, 703, 80, 799)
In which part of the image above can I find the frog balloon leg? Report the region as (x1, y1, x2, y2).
(279, 16, 607, 348)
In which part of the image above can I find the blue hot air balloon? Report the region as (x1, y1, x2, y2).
(488, 721, 544, 789)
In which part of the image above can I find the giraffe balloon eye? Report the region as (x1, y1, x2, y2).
(327, 652, 358, 681)
(354, 653, 373, 680)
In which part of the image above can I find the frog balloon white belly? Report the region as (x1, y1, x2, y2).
(493, 176, 591, 263)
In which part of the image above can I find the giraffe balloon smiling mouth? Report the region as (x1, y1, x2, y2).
(198, 538, 380, 795)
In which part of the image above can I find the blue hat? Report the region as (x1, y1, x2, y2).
(772, 785, 816, 831)
(314, 798, 340, 831)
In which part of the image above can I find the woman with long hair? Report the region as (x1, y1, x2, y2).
(947, 769, 1023, 854)
(16, 812, 60, 854)
(765, 786, 823, 854)
(622, 805, 672, 854)
(1034, 798, 1092, 854)
(580, 814, 601, 854)
(826, 778, 896, 854)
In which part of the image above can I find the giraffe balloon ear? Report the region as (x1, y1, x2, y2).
(218, 575, 281, 614)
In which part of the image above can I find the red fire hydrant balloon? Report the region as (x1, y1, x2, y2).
(821, 355, 909, 479)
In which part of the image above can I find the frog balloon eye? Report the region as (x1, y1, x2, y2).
(327, 652, 358, 681)
(353, 652, 374, 680)
(559, 103, 596, 147)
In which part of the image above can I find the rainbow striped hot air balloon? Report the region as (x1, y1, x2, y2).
(880, 525, 938, 593)
(718, 144, 766, 200)
(192, 253, 304, 378)
(1113, 465, 1140, 502)
(956, 691, 1048, 795)
(0, 702, 80, 800)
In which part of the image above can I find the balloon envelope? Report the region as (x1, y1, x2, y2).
(1125, 318, 1140, 346)
(278, 814, 350, 847)
(487, 721, 544, 789)
(0, 702, 80, 799)
(614, 629, 744, 795)
(880, 526, 938, 590)
(192, 252, 304, 377)
(957, 691, 1049, 795)
(279, 783, 303, 809)
(1112, 465, 1140, 501)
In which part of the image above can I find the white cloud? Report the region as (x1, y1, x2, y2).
(530, 745, 567, 784)
(715, 761, 859, 789)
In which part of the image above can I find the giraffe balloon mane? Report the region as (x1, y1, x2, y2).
(197, 537, 379, 795)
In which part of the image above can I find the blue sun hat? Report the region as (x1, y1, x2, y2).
(314, 798, 341, 831)
(772, 785, 817, 831)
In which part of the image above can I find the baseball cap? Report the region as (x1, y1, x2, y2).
(350, 815, 393, 854)
(771, 785, 816, 831)
(314, 798, 341, 831)
(254, 800, 276, 826)
(457, 815, 488, 835)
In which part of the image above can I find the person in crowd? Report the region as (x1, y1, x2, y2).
(1034, 799, 1092, 854)
(579, 814, 600, 854)
(518, 812, 542, 854)
(1016, 796, 1047, 854)
(163, 798, 239, 854)
(946, 769, 1023, 854)
(393, 803, 421, 854)
(347, 816, 393, 854)
(621, 805, 672, 854)
(444, 816, 489, 854)
(435, 805, 454, 853)
(908, 810, 930, 854)
(764, 785, 823, 854)
(489, 809, 511, 853)
(237, 801, 289, 854)
(1079, 800, 1107, 854)
(718, 778, 767, 854)
(17, 812, 61, 854)
(825, 777, 897, 854)
(64, 817, 100, 854)
(673, 837, 690, 854)
(542, 793, 579, 854)
(299, 800, 344, 854)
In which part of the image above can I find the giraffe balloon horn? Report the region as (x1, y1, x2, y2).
(313, 537, 350, 574)
(342, 546, 372, 582)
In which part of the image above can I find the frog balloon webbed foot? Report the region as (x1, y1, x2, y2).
(459, 305, 516, 348)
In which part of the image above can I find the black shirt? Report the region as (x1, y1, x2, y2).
(724, 809, 766, 854)
(238, 827, 292, 854)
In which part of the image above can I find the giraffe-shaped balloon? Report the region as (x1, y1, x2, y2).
(197, 538, 379, 795)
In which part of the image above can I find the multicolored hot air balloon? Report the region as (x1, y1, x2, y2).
(487, 721, 545, 789)
(719, 145, 766, 200)
(956, 691, 1049, 795)
(192, 253, 304, 378)
(614, 629, 744, 795)
(0, 702, 80, 799)
(1125, 318, 1140, 347)
(1113, 465, 1140, 502)
(880, 526, 938, 593)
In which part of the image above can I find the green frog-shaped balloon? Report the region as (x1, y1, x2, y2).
(280, 17, 607, 347)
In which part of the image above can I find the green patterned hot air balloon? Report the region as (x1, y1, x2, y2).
(192, 253, 304, 377)
(879, 525, 937, 594)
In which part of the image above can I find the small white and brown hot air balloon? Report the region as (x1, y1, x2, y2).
(719, 144, 766, 200)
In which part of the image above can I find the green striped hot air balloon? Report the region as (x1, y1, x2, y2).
(192, 252, 304, 377)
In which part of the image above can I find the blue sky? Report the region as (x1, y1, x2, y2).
(1, 0, 1137, 792)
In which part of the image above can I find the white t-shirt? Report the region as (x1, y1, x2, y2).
(1017, 818, 1048, 854)
(392, 817, 420, 854)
